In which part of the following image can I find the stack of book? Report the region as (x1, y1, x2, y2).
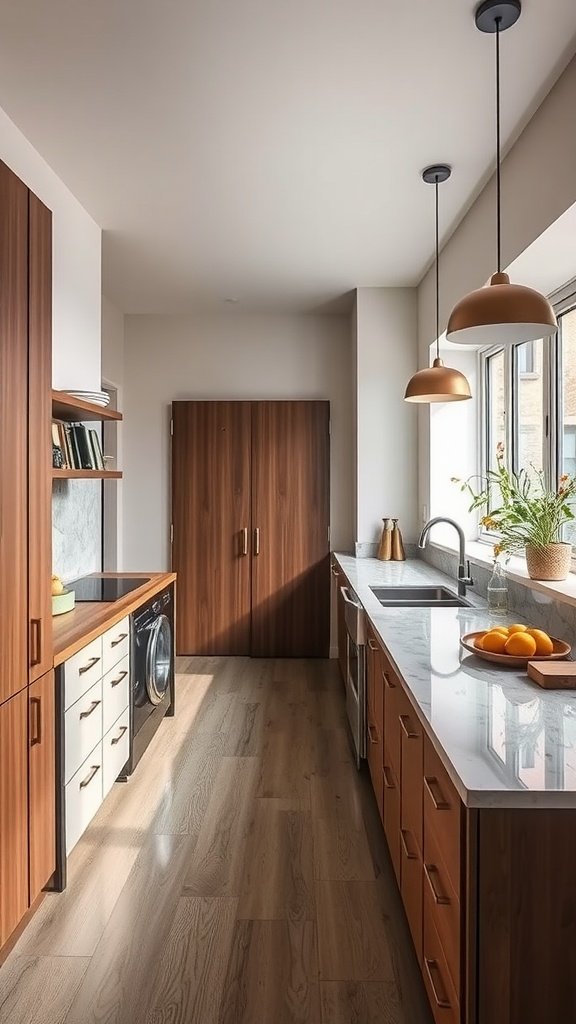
(52, 421, 106, 471)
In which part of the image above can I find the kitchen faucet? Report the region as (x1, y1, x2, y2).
(418, 517, 474, 598)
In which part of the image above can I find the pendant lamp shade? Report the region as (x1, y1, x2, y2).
(404, 164, 472, 404)
(447, 0, 557, 346)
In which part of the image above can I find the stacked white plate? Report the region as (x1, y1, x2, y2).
(65, 389, 110, 408)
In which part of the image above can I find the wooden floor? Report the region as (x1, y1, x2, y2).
(0, 658, 432, 1024)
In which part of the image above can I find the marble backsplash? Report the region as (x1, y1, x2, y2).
(52, 479, 102, 583)
(420, 544, 576, 647)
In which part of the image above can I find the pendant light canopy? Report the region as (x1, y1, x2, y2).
(447, 0, 557, 346)
(405, 166, 472, 403)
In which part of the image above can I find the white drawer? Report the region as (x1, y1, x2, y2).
(102, 654, 130, 734)
(102, 616, 130, 674)
(65, 743, 103, 855)
(65, 678, 103, 784)
(64, 635, 103, 710)
(102, 708, 130, 798)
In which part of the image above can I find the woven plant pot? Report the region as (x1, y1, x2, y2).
(525, 542, 572, 581)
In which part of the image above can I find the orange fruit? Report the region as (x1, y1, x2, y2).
(526, 628, 554, 656)
(482, 630, 508, 654)
(504, 632, 537, 657)
(491, 626, 509, 637)
(507, 624, 528, 635)
(475, 634, 485, 650)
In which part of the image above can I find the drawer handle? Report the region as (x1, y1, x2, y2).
(383, 765, 395, 790)
(79, 700, 101, 720)
(399, 714, 418, 739)
(30, 618, 42, 667)
(110, 633, 128, 647)
(367, 722, 379, 745)
(110, 670, 128, 688)
(383, 671, 395, 689)
(111, 725, 128, 746)
(424, 862, 451, 906)
(331, 565, 340, 577)
(424, 775, 450, 811)
(79, 764, 101, 790)
(424, 958, 451, 1010)
(368, 638, 378, 651)
(30, 696, 42, 746)
(79, 656, 101, 676)
(400, 828, 418, 860)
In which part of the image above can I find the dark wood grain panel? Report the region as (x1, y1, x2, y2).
(172, 401, 251, 655)
(28, 192, 53, 682)
(28, 670, 56, 901)
(251, 400, 330, 657)
(0, 160, 28, 705)
(0, 690, 29, 947)
(477, 808, 576, 1024)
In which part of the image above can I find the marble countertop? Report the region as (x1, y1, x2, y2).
(335, 554, 576, 809)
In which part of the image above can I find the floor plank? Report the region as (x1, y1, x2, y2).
(0, 957, 89, 1024)
(218, 920, 320, 1024)
(144, 897, 238, 1024)
(238, 803, 315, 921)
(315, 881, 396, 982)
(320, 981, 402, 1024)
(313, 817, 376, 881)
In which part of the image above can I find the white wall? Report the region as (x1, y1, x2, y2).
(0, 105, 101, 389)
(122, 312, 354, 570)
(101, 297, 125, 570)
(355, 288, 418, 544)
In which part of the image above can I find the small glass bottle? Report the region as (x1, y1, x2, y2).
(487, 560, 508, 614)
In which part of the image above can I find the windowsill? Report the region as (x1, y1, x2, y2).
(426, 539, 576, 609)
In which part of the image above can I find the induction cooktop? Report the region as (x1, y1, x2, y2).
(70, 576, 150, 602)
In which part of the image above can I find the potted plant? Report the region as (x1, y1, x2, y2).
(453, 442, 576, 581)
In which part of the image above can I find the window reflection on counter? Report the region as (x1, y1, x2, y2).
(488, 682, 576, 791)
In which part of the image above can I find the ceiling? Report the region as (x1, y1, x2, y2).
(0, 1, 575, 313)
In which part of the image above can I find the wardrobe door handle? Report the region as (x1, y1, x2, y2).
(424, 958, 451, 1010)
(254, 528, 260, 555)
(241, 527, 248, 556)
(399, 714, 418, 739)
(79, 656, 101, 676)
(30, 618, 42, 667)
(424, 775, 450, 810)
(424, 862, 451, 905)
(79, 700, 101, 720)
(30, 696, 42, 746)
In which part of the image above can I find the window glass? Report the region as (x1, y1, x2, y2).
(487, 349, 506, 472)
(516, 340, 544, 476)
(561, 306, 576, 479)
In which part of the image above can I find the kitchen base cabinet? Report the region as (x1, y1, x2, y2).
(29, 671, 56, 902)
(423, 906, 461, 1024)
(0, 691, 28, 948)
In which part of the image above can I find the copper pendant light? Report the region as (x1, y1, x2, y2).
(405, 166, 472, 403)
(447, 0, 557, 346)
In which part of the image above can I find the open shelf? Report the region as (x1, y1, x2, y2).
(52, 469, 122, 480)
(52, 390, 123, 423)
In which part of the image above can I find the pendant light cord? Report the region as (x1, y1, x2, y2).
(435, 176, 440, 360)
(495, 16, 502, 273)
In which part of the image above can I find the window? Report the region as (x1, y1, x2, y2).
(479, 278, 576, 547)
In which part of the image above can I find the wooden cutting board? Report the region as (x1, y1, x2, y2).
(527, 660, 576, 689)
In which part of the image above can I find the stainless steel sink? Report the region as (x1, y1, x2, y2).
(370, 585, 471, 608)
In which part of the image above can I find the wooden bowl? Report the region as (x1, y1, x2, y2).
(460, 630, 571, 668)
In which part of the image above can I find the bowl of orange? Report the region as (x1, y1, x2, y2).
(460, 624, 571, 667)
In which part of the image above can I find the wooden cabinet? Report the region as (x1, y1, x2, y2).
(399, 686, 424, 964)
(172, 400, 330, 657)
(0, 691, 29, 947)
(366, 628, 384, 821)
(29, 671, 56, 902)
(332, 561, 347, 685)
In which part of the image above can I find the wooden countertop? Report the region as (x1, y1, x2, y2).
(52, 572, 176, 666)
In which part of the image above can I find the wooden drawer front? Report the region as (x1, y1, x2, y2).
(383, 664, 401, 777)
(423, 824, 461, 999)
(64, 679, 103, 785)
(424, 739, 462, 898)
(400, 827, 423, 965)
(399, 692, 423, 856)
(383, 753, 401, 884)
(65, 743, 103, 855)
(423, 911, 461, 1024)
(102, 708, 130, 798)
(102, 654, 130, 735)
(64, 635, 103, 710)
(102, 616, 130, 675)
(367, 704, 384, 822)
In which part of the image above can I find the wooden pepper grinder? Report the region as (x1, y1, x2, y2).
(391, 519, 406, 561)
(378, 518, 393, 561)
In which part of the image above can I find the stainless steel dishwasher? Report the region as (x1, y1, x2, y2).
(340, 584, 366, 768)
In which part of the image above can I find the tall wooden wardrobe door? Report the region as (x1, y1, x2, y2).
(251, 401, 330, 657)
(0, 161, 28, 705)
(172, 401, 252, 655)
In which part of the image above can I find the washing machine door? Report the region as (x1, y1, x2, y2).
(146, 614, 172, 706)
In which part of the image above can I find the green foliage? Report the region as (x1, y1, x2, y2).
(452, 442, 576, 558)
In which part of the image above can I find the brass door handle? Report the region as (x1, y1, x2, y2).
(400, 828, 418, 860)
(79, 700, 101, 720)
(30, 696, 42, 746)
(424, 958, 451, 1010)
(111, 633, 128, 647)
(110, 670, 128, 688)
(424, 775, 450, 810)
(368, 638, 378, 651)
(399, 714, 418, 739)
(424, 862, 451, 905)
(30, 618, 42, 667)
(79, 656, 101, 676)
(254, 527, 260, 555)
(79, 765, 101, 790)
(241, 527, 248, 556)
